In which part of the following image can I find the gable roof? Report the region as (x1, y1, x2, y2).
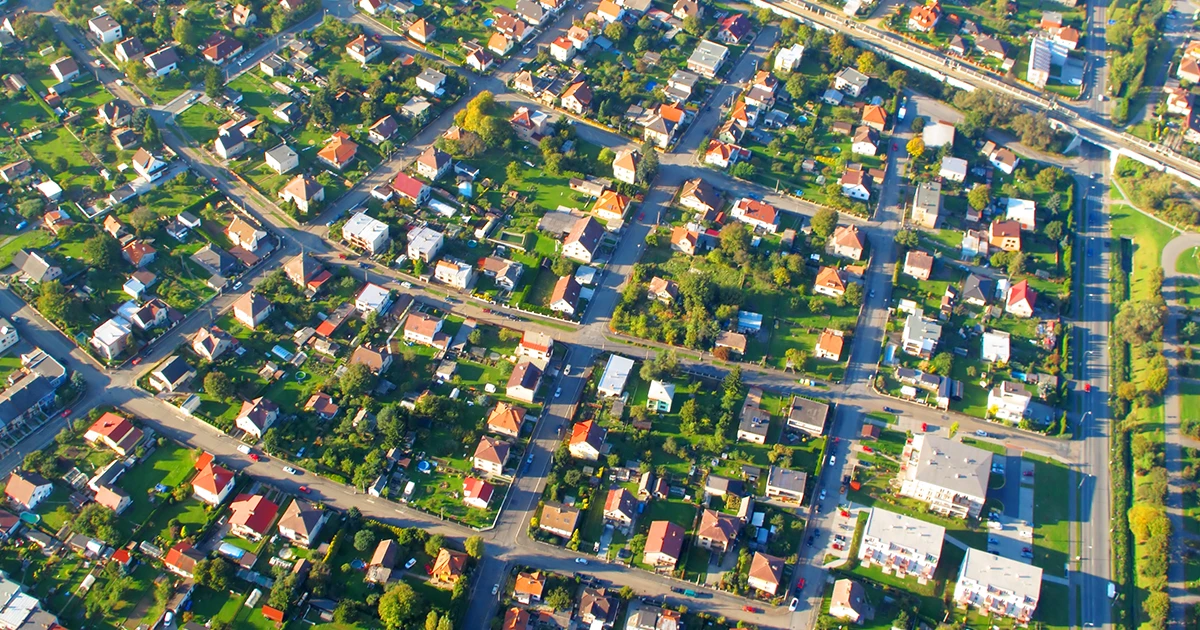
(697, 508, 740, 543)
(193, 461, 234, 497)
(278, 499, 323, 538)
(229, 494, 280, 534)
(474, 435, 511, 466)
(646, 520, 684, 559)
(487, 402, 527, 434)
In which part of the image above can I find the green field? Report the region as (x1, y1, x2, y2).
(1110, 208, 1177, 302)
(176, 102, 231, 145)
(1177, 246, 1200, 276)
(1026, 454, 1070, 577)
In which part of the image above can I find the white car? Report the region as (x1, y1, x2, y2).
(492, 584, 500, 595)
(237, 444, 251, 455)
(555, 387, 562, 398)
(564, 364, 572, 376)
(283, 466, 298, 475)
(789, 597, 799, 612)
(405, 558, 417, 569)
(818, 489, 826, 501)
(976, 430, 988, 437)
(575, 557, 588, 564)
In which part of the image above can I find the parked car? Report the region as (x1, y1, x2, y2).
(976, 430, 988, 437)
(283, 466, 298, 475)
(789, 597, 799, 611)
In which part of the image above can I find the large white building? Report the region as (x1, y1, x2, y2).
(898, 435, 991, 519)
(407, 226, 444, 263)
(342, 213, 390, 254)
(981, 330, 1011, 364)
(858, 507, 946, 584)
(597, 354, 635, 398)
(953, 548, 1043, 622)
(988, 381, 1031, 422)
(901, 310, 942, 359)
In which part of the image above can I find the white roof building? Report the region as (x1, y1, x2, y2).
(407, 226, 444, 262)
(355, 283, 392, 315)
(898, 435, 991, 519)
(981, 329, 1011, 363)
(597, 354, 636, 398)
(901, 310, 942, 359)
(1003, 198, 1037, 230)
(989, 381, 1031, 422)
(922, 120, 956, 148)
(953, 548, 1043, 622)
(859, 507, 946, 584)
(342, 213, 390, 254)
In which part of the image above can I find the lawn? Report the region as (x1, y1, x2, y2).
(1183, 381, 1200, 422)
(1178, 246, 1200, 276)
(1026, 454, 1070, 578)
(24, 126, 102, 193)
(1110, 207, 1177, 303)
(176, 102, 232, 145)
(120, 441, 199, 525)
(0, 230, 54, 267)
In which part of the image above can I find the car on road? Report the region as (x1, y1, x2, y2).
(401, 281, 413, 289)
(283, 466, 298, 475)
(1023, 470, 1034, 477)
(405, 558, 417, 569)
(564, 364, 572, 376)
(818, 489, 826, 501)
(61, 408, 72, 418)
(807, 535, 815, 547)
(988, 537, 998, 544)
(131, 357, 142, 366)
(788, 598, 799, 612)
(574, 557, 588, 564)
(249, 453, 260, 462)
(233, 281, 243, 290)
(526, 454, 534, 465)
(670, 587, 685, 594)
(492, 584, 500, 595)
(883, 407, 899, 414)
(298, 485, 310, 494)
(976, 430, 988, 437)
(555, 387, 562, 398)
(359, 262, 371, 269)
(1084, 383, 1092, 392)
(742, 606, 758, 613)
(237, 444, 252, 454)
(921, 422, 928, 431)
(797, 578, 806, 590)
(829, 455, 836, 465)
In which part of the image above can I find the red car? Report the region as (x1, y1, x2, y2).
(338, 253, 347, 259)
(131, 357, 142, 366)
(742, 606, 757, 613)
(921, 422, 928, 432)
(248, 453, 260, 462)
(797, 578, 806, 590)
(862, 445, 873, 453)
(298, 486, 310, 494)
(1023, 470, 1034, 477)
(61, 408, 72, 418)
(638, 212, 645, 220)
(1084, 383, 1092, 392)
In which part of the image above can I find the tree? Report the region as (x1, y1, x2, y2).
(195, 558, 233, 591)
(551, 256, 576, 277)
(22, 451, 56, 478)
(894, 229, 919, 248)
(16, 199, 44, 220)
(1007, 252, 1026, 277)
(173, 17, 198, 48)
(424, 534, 445, 558)
(1115, 299, 1167, 345)
(340, 363, 374, 398)
(129, 206, 158, 234)
(948, 421, 959, 437)
(464, 535, 484, 559)
(204, 65, 223, 98)
(888, 70, 908, 90)
(604, 21, 625, 42)
(76, 503, 119, 542)
(636, 142, 659, 184)
(378, 582, 422, 630)
(910, 116, 926, 133)
(82, 235, 120, 273)
(967, 184, 991, 211)
(856, 50, 877, 75)
(203, 371, 234, 400)
(1044, 221, 1064, 242)
(546, 587, 573, 610)
(906, 136, 926, 160)
(683, 15, 703, 35)
(811, 207, 839, 239)
(354, 529, 377, 552)
(144, 116, 161, 146)
(768, 443, 790, 464)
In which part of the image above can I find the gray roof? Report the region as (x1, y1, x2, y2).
(154, 355, 192, 385)
(12, 250, 58, 282)
(958, 547, 1043, 601)
(191, 244, 238, 276)
(688, 40, 729, 70)
(766, 465, 807, 494)
(962, 274, 992, 303)
(862, 507, 946, 557)
(266, 144, 297, 164)
(906, 435, 991, 499)
(836, 67, 869, 90)
(787, 396, 830, 430)
(914, 181, 942, 213)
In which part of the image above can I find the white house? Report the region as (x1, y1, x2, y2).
(89, 15, 123, 43)
(1003, 198, 1037, 230)
(343, 213, 390, 254)
(91, 317, 132, 360)
(407, 226, 444, 262)
(988, 381, 1031, 422)
(981, 330, 1011, 363)
(355, 283, 393, 315)
(236, 397, 280, 438)
(898, 435, 991, 519)
(953, 548, 1043, 622)
(859, 507, 945, 584)
(434, 259, 476, 289)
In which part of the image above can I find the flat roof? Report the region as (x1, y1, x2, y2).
(906, 435, 991, 499)
(959, 547, 1043, 601)
(863, 507, 946, 558)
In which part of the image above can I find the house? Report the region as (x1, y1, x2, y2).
(278, 499, 325, 547)
(431, 548, 469, 584)
(597, 0, 624, 20)
(1003, 198, 1037, 230)
(234, 4, 257, 25)
(503, 608, 530, 630)
(985, 144, 1020, 175)
(236, 397, 280, 438)
(644, 521, 684, 570)
(861, 105, 888, 132)
(150, 356, 194, 393)
(840, 169, 871, 200)
(569, 420, 607, 460)
(434, 259, 475, 289)
(976, 33, 1008, 60)
(1006, 280, 1037, 317)
(192, 326, 234, 361)
(730, 198, 778, 233)
(266, 144, 300, 175)
(115, 37, 146, 63)
(409, 18, 436, 43)
(815, 328, 846, 361)
(466, 47, 495, 72)
(579, 588, 618, 627)
(899, 435, 991, 518)
(597, 354, 635, 398)
(163, 542, 204, 578)
(346, 34, 382, 64)
(902, 310, 942, 358)
(368, 115, 399, 144)
(403, 312, 448, 349)
(975, 330, 1014, 367)
(392, 171, 431, 205)
(748, 552, 784, 595)
(131, 147, 168, 181)
(517, 332, 555, 363)
(923, 120, 956, 148)
(903, 250, 935, 280)
(787, 396, 830, 435)
(510, 106, 550, 142)
(830, 579, 872, 622)
(480, 257, 523, 291)
(489, 32, 515, 55)
(12, 251, 61, 284)
(911, 181, 942, 228)
(908, 0, 940, 32)
(539, 502, 580, 538)
(774, 42, 805, 71)
(305, 392, 339, 420)
(687, 40, 729, 77)
(415, 68, 447, 96)
(367, 539, 399, 583)
(349, 345, 392, 375)
(563, 216, 604, 263)
(507, 359, 543, 402)
(120, 241, 156, 268)
(42, 209, 74, 235)
(227, 217, 267, 253)
(603, 487, 637, 526)
(487, 402, 527, 438)
(859, 507, 945, 583)
(678, 178, 722, 214)
(813, 266, 848, 298)
(717, 13, 751, 44)
(593, 190, 630, 223)
(961, 273, 992, 306)
(513, 572, 546, 605)
(765, 465, 806, 502)
(549, 275, 582, 316)
(192, 460, 235, 505)
(704, 139, 750, 169)
(646, 379, 675, 413)
(417, 147, 452, 180)
(49, 56, 80, 83)
(4, 470, 52, 511)
(939, 156, 967, 184)
(233, 292, 273, 329)
(98, 101, 132, 127)
(822, 88, 845, 105)
(953, 548, 1043, 621)
(360, 0, 387, 13)
(550, 35, 575, 62)
(91, 317, 132, 360)
(835, 67, 870, 96)
(671, 226, 701, 256)
(613, 149, 639, 185)
(494, 14, 529, 43)
(274, 101, 301, 124)
(473, 436, 511, 476)
(989, 220, 1022, 252)
(560, 81, 593, 114)
(279, 174, 324, 213)
(229, 494, 280, 541)
(666, 69, 699, 102)
(696, 509, 740, 552)
(318, 131, 358, 170)
(1168, 87, 1193, 116)
(344, 213, 391, 254)
(353, 282, 393, 316)
(0, 160, 32, 183)
(203, 32, 244, 64)
(144, 46, 180, 77)
(827, 225, 866, 260)
(852, 126, 879, 156)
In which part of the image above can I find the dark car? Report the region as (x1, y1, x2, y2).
(807, 535, 815, 547)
